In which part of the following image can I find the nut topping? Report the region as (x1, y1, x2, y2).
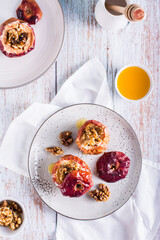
(0, 18, 36, 58)
(81, 124, 103, 146)
(46, 146, 64, 156)
(59, 131, 73, 146)
(6, 29, 28, 49)
(89, 184, 110, 202)
(0, 200, 23, 231)
(0, 207, 13, 226)
(57, 161, 80, 183)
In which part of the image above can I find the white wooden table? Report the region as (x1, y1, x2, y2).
(0, 0, 160, 239)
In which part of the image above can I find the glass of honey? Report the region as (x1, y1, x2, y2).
(115, 65, 153, 101)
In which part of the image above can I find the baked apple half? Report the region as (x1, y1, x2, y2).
(16, 0, 43, 25)
(97, 151, 131, 183)
(0, 18, 35, 57)
(52, 155, 92, 187)
(52, 155, 93, 197)
(76, 120, 109, 155)
(60, 170, 93, 197)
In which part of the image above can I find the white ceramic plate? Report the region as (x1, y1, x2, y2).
(28, 104, 142, 220)
(0, 0, 64, 88)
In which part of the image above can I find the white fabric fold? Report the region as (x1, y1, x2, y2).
(56, 159, 160, 240)
(0, 103, 60, 176)
(0, 57, 111, 176)
(0, 57, 159, 240)
(52, 57, 112, 108)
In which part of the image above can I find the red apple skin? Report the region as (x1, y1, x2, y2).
(16, 0, 43, 25)
(0, 40, 35, 58)
(0, 18, 35, 58)
(52, 155, 92, 187)
(60, 170, 93, 198)
(76, 120, 110, 155)
(97, 151, 130, 183)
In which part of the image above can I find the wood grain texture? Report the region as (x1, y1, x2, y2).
(0, 0, 160, 239)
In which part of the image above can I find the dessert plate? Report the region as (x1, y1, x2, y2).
(28, 104, 142, 220)
(0, 0, 64, 88)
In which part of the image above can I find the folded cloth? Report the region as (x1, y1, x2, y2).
(0, 57, 112, 177)
(56, 159, 160, 240)
(0, 57, 159, 240)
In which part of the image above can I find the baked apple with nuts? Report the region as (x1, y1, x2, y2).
(97, 151, 130, 183)
(60, 170, 93, 197)
(0, 18, 35, 57)
(52, 155, 92, 187)
(51, 155, 93, 197)
(16, 0, 43, 25)
(76, 120, 109, 155)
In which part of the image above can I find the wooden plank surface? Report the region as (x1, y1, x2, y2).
(0, 0, 160, 239)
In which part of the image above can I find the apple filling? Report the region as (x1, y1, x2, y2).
(74, 183, 84, 191)
(56, 161, 81, 184)
(80, 123, 103, 146)
(6, 28, 28, 50)
(0, 18, 35, 57)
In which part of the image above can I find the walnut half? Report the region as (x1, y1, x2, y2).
(46, 146, 64, 156)
(89, 184, 110, 202)
(59, 131, 73, 146)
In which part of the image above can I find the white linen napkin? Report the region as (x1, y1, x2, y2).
(56, 159, 160, 240)
(0, 57, 160, 240)
(0, 57, 112, 177)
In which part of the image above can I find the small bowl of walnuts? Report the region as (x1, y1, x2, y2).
(0, 198, 26, 237)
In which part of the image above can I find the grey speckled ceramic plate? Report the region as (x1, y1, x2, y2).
(28, 104, 142, 220)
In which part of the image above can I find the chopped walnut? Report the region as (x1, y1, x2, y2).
(10, 222, 16, 230)
(11, 202, 18, 210)
(89, 184, 110, 202)
(81, 124, 103, 146)
(2, 200, 8, 207)
(17, 217, 22, 225)
(0, 207, 13, 226)
(57, 161, 80, 183)
(0, 201, 23, 231)
(46, 146, 64, 156)
(6, 28, 28, 49)
(59, 131, 73, 146)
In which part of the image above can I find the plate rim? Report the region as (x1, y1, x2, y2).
(0, 0, 65, 89)
(28, 103, 142, 221)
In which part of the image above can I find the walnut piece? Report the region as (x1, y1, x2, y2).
(81, 124, 103, 146)
(0, 201, 23, 231)
(46, 146, 64, 156)
(59, 131, 73, 146)
(89, 184, 110, 202)
(57, 161, 80, 183)
(7, 28, 28, 49)
(0, 207, 13, 226)
(10, 222, 16, 230)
